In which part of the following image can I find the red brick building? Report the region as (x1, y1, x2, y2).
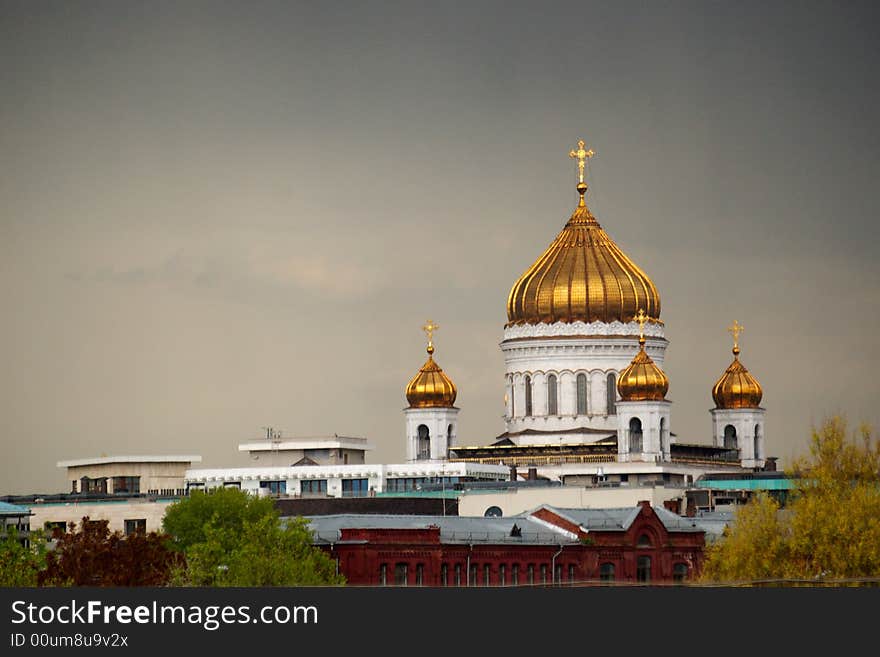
(305, 501, 705, 586)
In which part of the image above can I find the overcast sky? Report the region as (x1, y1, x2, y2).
(2, 1, 878, 494)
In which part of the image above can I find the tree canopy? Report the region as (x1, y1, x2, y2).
(702, 416, 880, 584)
(162, 487, 344, 586)
(0, 529, 47, 587)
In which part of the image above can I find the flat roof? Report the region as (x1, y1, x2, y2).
(57, 455, 202, 468)
(238, 437, 374, 452)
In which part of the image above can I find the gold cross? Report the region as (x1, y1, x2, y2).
(422, 319, 439, 346)
(727, 320, 743, 349)
(633, 309, 648, 341)
(569, 139, 595, 185)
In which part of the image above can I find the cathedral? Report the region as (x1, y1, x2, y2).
(407, 139, 768, 488)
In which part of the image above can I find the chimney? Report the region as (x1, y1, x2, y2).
(509, 465, 518, 482)
(764, 457, 778, 472)
(527, 467, 538, 481)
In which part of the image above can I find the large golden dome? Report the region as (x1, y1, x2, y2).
(712, 346, 763, 409)
(617, 332, 669, 402)
(405, 321, 457, 408)
(506, 141, 660, 326)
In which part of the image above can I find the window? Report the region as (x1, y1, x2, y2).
(454, 564, 462, 586)
(527, 564, 535, 585)
(111, 476, 140, 495)
(44, 521, 67, 537)
(568, 564, 576, 585)
(259, 480, 286, 495)
(124, 519, 146, 536)
(469, 564, 478, 586)
(342, 478, 369, 497)
(379, 564, 387, 586)
(630, 417, 643, 453)
(416, 564, 424, 586)
(724, 424, 738, 450)
(606, 372, 617, 414)
(80, 477, 107, 494)
(554, 564, 562, 584)
(547, 374, 558, 415)
(483, 564, 491, 586)
(510, 378, 516, 417)
(512, 564, 520, 585)
(441, 564, 448, 587)
(660, 417, 667, 455)
(524, 376, 533, 417)
(417, 424, 431, 460)
(301, 479, 327, 496)
(499, 564, 506, 586)
(637, 533, 652, 547)
(637, 556, 652, 583)
(394, 563, 408, 586)
(576, 373, 587, 414)
(540, 564, 548, 585)
(754, 425, 761, 459)
(599, 562, 615, 582)
(673, 563, 689, 583)
(223, 482, 241, 489)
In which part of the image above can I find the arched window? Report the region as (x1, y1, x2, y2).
(417, 425, 430, 460)
(754, 425, 761, 459)
(636, 556, 652, 583)
(547, 374, 558, 416)
(599, 562, 615, 583)
(629, 417, 643, 453)
(660, 417, 667, 455)
(576, 373, 587, 415)
(673, 563, 688, 583)
(724, 424, 737, 450)
(606, 372, 617, 415)
(525, 376, 533, 417)
(637, 533, 652, 547)
(510, 378, 515, 417)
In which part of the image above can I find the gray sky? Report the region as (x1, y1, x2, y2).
(2, 1, 878, 494)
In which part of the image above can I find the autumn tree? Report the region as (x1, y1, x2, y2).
(38, 518, 183, 586)
(0, 529, 47, 587)
(163, 488, 344, 586)
(702, 416, 880, 584)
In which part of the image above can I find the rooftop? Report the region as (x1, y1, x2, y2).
(57, 455, 202, 468)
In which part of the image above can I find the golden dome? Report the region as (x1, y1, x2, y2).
(405, 321, 457, 408)
(617, 332, 669, 402)
(712, 346, 763, 409)
(506, 140, 660, 326)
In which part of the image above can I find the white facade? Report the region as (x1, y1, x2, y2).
(500, 320, 667, 440)
(185, 461, 509, 497)
(404, 407, 459, 461)
(616, 400, 673, 463)
(711, 407, 766, 469)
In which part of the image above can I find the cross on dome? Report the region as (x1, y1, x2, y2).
(422, 319, 439, 354)
(727, 320, 744, 354)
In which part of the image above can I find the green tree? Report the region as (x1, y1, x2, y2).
(0, 529, 47, 587)
(163, 488, 344, 586)
(702, 416, 880, 584)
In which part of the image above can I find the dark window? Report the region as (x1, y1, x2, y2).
(600, 562, 615, 582)
(540, 564, 548, 585)
(80, 477, 107, 494)
(379, 564, 387, 586)
(547, 374, 558, 415)
(259, 480, 286, 495)
(637, 533, 652, 547)
(527, 564, 535, 585)
(524, 376, 533, 417)
(673, 563, 689, 583)
(394, 563, 408, 586)
(576, 373, 587, 414)
(754, 425, 761, 459)
(554, 564, 563, 584)
(724, 424, 738, 450)
(469, 564, 477, 587)
(637, 556, 652, 583)
(483, 564, 491, 586)
(499, 564, 506, 586)
(512, 564, 519, 586)
(417, 424, 430, 460)
(223, 482, 241, 489)
(342, 478, 369, 497)
(568, 564, 576, 585)
(441, 564, 448, 587)
(301, 479, 327, 496)
(454, 564, 462, 586)
(630, 417, 643, 453)
(416, 564, 424, 586)
(606, 372, 617, 414)
(510, 378, 516, 417)
(124, 519, 146, 536)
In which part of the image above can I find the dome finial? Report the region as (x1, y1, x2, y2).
(569, 138, 595, 206)
(727, 320, 743, 357)
(634, 308, 648, 347)
(422, 319, 439, 355)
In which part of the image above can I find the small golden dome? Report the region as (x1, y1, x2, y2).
(617, 334, 669, 402)
(506, 140, 660, 326)
(405, 321, 457, 408)
(712, 346, 763, 409)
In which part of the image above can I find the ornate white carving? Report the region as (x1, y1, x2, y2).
(503, 320, 665, 341)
